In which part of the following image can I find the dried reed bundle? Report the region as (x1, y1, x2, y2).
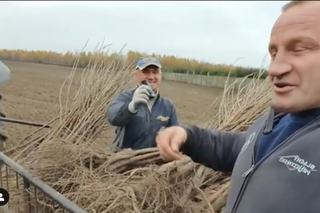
(7, 52, 272, 212)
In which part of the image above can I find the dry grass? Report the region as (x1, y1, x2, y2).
(3, 51, 272, 212)
(1, 60, 223, 149)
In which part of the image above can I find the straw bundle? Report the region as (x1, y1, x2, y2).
(7, 53, 272, 212)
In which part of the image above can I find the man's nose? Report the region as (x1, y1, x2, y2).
(268, 61, 293, 77)
(146, 73, 155, 79)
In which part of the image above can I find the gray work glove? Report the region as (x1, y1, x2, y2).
(128, 84, 153, 113)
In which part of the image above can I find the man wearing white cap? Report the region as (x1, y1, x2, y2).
(107, 57, 179, 152)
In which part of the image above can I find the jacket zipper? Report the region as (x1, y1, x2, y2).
(143, 94, 160, 133)
(231, 116, 320, 213)
(143, 105, 152, 134)
(145, 93, 159, 124)
(230, 121, 266, 213)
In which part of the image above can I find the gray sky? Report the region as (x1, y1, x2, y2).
(0, 1, 289, 68)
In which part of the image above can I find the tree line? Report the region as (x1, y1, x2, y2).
(0, 49, 266, 78)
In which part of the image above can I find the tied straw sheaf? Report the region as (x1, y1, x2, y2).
(5, 44, 272, 213)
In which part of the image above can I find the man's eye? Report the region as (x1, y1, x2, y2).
(293, 48, 305, 52)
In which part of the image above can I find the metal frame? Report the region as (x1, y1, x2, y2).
(0, 152, 88, 213)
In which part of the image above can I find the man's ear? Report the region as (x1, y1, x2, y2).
(133, 69, 139, 82)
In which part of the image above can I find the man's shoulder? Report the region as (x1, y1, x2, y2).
(118, 88, 136, 96)
(111, 88, 135, 102)
(158, 96, 175, 107)
(246, 112, 270, 135)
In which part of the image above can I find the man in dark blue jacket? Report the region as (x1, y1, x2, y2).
(107, 57, 179, 152)
(156, 1, 320, 213)
(0, 61, 11, 144)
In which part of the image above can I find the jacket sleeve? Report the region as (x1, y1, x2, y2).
(180, 125, 246, 173)
(106, 91, 135, 126)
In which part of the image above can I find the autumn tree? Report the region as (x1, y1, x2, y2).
(0, 49, 264, 78)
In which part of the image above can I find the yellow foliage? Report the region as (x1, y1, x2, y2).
(0, 49, 245, 73)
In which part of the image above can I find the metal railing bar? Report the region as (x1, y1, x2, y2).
(0, 205, 15, 213)
(0, 152, 87, 213)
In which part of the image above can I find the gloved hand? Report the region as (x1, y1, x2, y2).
(128, 84, 153, 113)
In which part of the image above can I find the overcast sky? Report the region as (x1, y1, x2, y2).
(0, 1, 288, 68)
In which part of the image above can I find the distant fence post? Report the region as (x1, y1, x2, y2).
(162, 69, 264, 88)
(185, 70, 189, 83)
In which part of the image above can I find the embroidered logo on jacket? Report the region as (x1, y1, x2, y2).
(156, 115, 170, 122)
(278, 155, 317, 176)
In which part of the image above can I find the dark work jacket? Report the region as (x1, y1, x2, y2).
(107, 88, 179, 151)
(181, 108, 320, 213)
